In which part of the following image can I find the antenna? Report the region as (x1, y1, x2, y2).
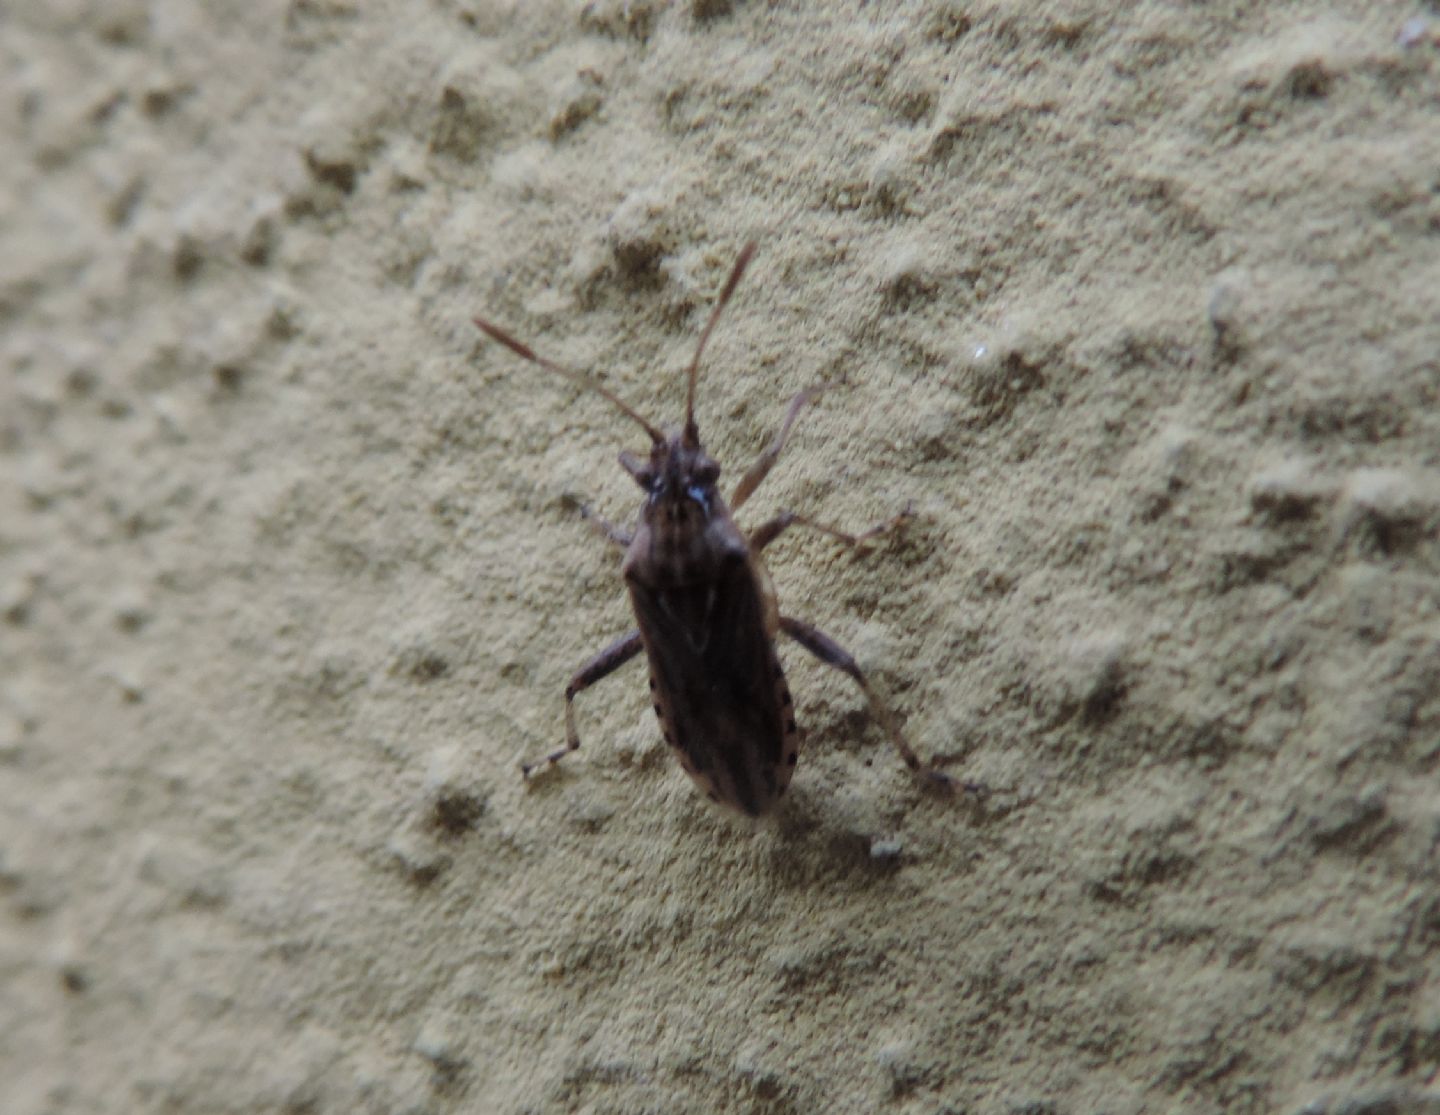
(474, 317, 663, 445)
(683, 241, 757, 448)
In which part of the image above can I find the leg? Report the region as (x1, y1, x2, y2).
(522, 630, 644, 778)
(730, 387, 824, 512)
(749, 504, 914, 554)
(561, 495, 630, 553)
(778, 615, 979, 796)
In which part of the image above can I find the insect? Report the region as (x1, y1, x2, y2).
(474, 242, 960, 816)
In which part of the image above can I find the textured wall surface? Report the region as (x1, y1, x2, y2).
(3, 2, 1438, 1113)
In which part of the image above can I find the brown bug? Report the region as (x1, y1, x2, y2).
(474, 242, 958, 816)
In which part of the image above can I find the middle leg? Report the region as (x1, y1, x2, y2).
(749, 504, 914, 555)
(522, 629, 644, 778)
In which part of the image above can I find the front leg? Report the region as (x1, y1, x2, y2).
(730, 387, 822, 512)
(522, 630, 644, 777)
(778, 615, 978, 796)
(562, 496, 634, 551)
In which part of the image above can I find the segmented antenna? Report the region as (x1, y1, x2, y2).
(474, 317, 663, 445)
(683, 241, 757, 448)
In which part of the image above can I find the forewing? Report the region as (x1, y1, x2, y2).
(631, 559, 797, 816)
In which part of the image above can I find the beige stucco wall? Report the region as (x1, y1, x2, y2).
(3, 3, 1437, 1112)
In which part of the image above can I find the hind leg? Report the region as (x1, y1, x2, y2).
(778, 615, 979, 796)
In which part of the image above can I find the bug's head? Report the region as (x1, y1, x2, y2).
(621, 433, 721, 534)
(473, 242, 757, 549)
(614, 241, 757, 544)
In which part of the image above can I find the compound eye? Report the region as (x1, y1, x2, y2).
(619, 449, 655, 492)
(694, 460, 720, 485)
